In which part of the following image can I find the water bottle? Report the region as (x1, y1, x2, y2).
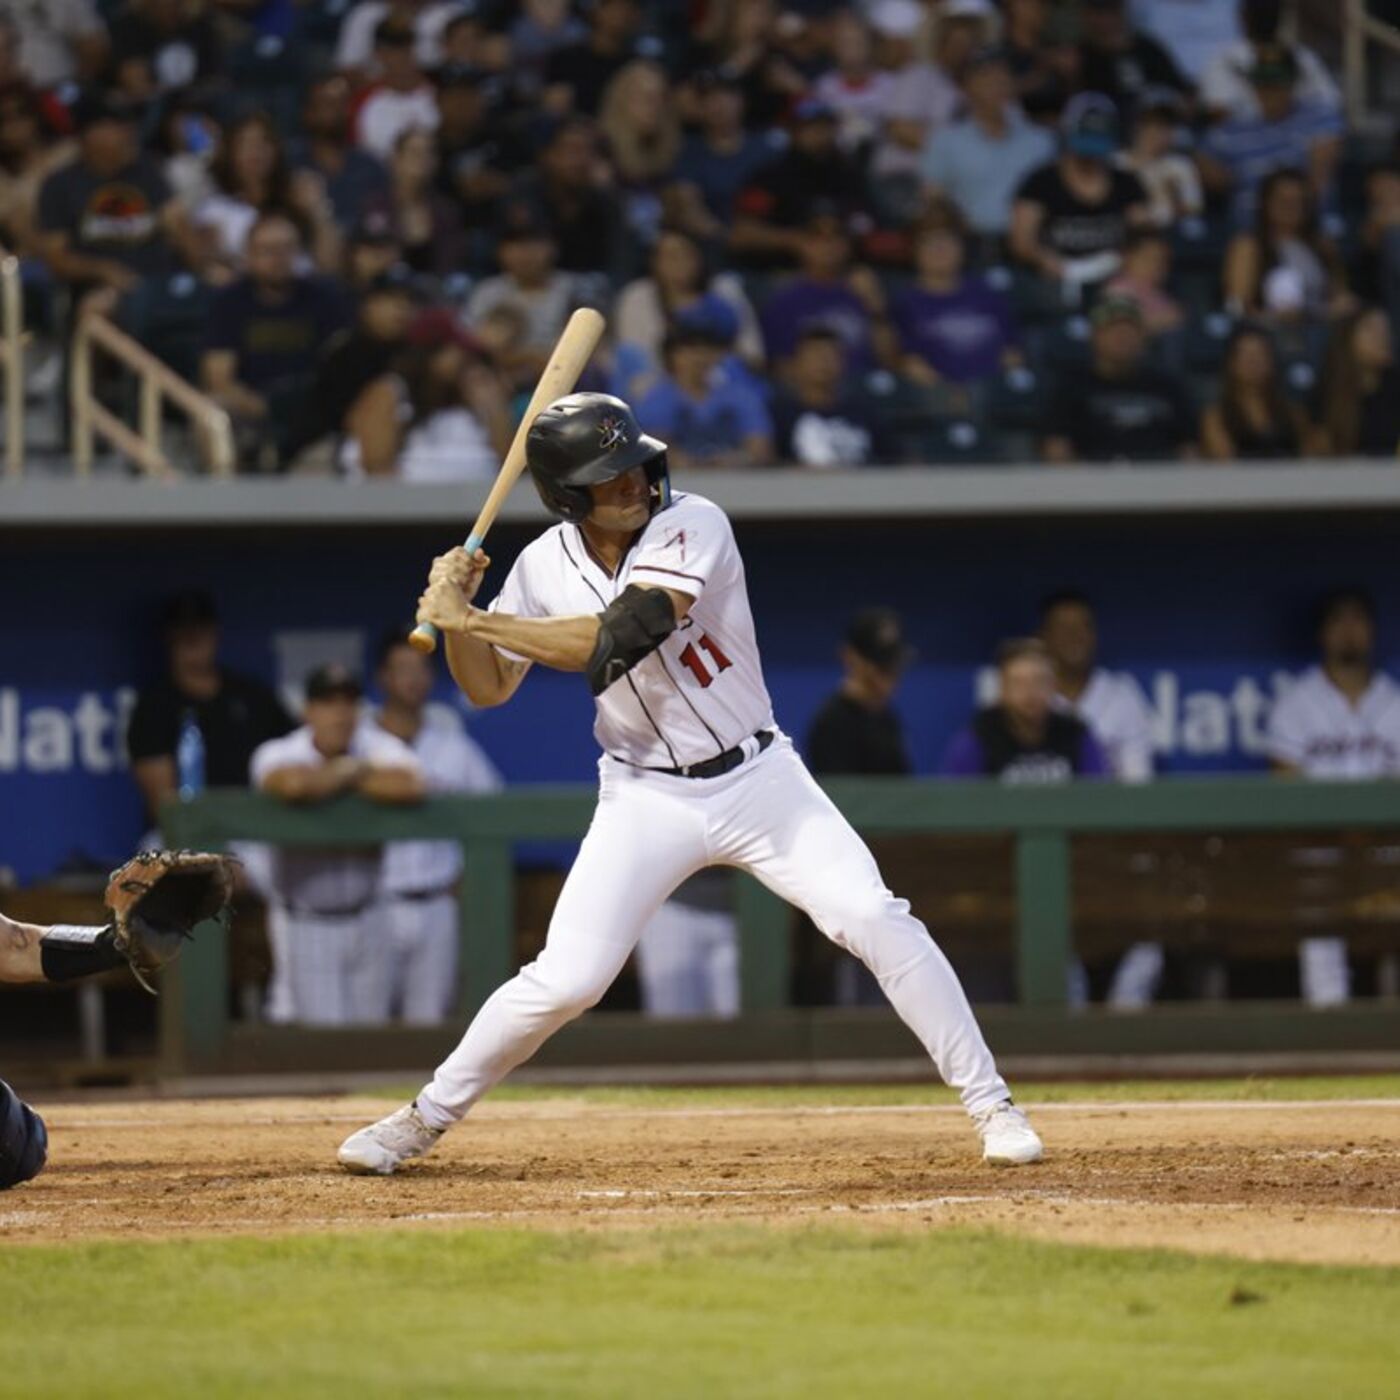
(177, 709, 205, 801)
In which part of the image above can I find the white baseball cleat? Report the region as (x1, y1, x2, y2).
(974, 1100, 1044, 1166)
(337, 1102, 444, 1176)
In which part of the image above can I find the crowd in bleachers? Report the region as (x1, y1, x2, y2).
(2, 0, 1398, 472)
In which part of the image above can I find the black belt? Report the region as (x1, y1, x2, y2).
(642, 728, 774, 780)
(283, 901, 372, 919)
(389, 886, 457, 903)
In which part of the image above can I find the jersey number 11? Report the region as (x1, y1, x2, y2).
(678, 633, 733, 688)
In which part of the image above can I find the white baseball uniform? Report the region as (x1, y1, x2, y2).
(1266, 666, 1400, 1006)
(250, 723, 421, 1025)
(417, 491, 1012, 1127)
(377, 709, 503, 1024)
(1057, 669, 1162, 1007)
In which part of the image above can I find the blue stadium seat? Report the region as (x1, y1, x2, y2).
(985, 365, 1044, 431)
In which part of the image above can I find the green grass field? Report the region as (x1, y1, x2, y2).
(4, 1076, 1397, 1399)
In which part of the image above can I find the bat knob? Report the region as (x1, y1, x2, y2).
(409, 622, 440, 655)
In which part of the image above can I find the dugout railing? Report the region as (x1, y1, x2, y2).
(155, 779, 1400, 1078)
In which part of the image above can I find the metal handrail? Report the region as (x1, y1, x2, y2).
(70, 310, 235, 478)
(1343, 0, 1400, 125)
(0, 244, 22, 476)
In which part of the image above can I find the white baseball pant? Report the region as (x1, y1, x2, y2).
(383, 892, 460, 1024)
(280, 908, 393, 1026)
(418, 734, 1010, 1125)
(635, 900, 740, 1018)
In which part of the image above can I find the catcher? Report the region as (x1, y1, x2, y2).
(0, 851, 235, 1192)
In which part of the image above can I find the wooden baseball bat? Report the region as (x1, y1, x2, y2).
(409, 307, 607, 654)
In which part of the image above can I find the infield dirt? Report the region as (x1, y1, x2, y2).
(3, 1096, 1397, 1266)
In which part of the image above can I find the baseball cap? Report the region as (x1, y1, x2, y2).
(869, 0, 923, 37)
(1061, 91, 1120, 158)
(1089, 292, 1144, 328)
(1242, 43, 1299, 88)
(305, 663, 363, 702)
(847, 608, 915, 672)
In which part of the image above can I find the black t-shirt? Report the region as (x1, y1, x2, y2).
(37, 154, 174, 278)
(737, 147, 869, 236)
(126, 671, 295, 789)
(969, 706, 1095, 783)
(509, 171, 624, 274)
(806, 693, 911, 777)
(1077, 36, 1188, 116)
(544, 41, 633, 115)
(1357, 370, 1400, 455)
(1045, 363, 1194, 461)
(204, 275, 350, 396)
(108, 9, 221, 91)
(772, 390, 896, 467)
(1016, 161, 1147, 260)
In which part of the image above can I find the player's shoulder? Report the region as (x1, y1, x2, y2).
(1270, 666, 1326, 724)
(655, 491, 736, 540)
(251, 725, 312, 766)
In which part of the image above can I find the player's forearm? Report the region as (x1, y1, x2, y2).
(466, 609, 600, 673)
(357, 766, 426, 805)
(0, 914, 45, 983)
(261, 761, 361, 803)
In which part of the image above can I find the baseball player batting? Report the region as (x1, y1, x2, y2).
(0, 852, 234, 1190)
(339, 393, 1043, 1173)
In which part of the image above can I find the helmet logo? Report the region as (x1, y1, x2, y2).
(597, 415, 629, 452)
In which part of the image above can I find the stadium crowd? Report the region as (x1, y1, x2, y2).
(1, 0, 1397, 472)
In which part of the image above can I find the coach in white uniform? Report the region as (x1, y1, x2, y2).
(373, 628, 504, 1023)
(251, 664, 424, 1025)
(340, 393, 1043, 1173)
(1267, 590, 1400, 1006)
(1041, 592, 1164, 1007)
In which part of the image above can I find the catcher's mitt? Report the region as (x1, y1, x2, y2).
(104, 850, 237, 993)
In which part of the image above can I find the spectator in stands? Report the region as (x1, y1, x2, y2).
(0, 0, 107, 91)
(1076, 0, 1188, 119)
(126, 588, 294, 828)
(1200, 323, 1311, 459)
(808, 608, 914, 775)
(0, 78, 76, 255)
(192, 111, 342, 277)
(895, 203, 1020, 387)
(1002, 0, 1078, 119)
(1223, 169, 1349, 321)
(372, 126, 465, 277)
(695, 0, 808, 133)
(292, 75, 390, 231)
(151, 92, 220, 207)
(1114, 90, 1202, 229)
(1267, 589, 1400, 1005)
(1199, 44, 1343, 228)
(288, 267, 418, 462)
(354, 19, 439, 161)
(732, 98, 869, 269)
(865, 0, 960, 223)
(510, 0, 586, 73)
(941, 637, 1111, 781)
(759, 207, 891, 373)
(343, 307, 512, 478)
(434, 64, 516, 244)
(612, 226, 762, 399)
(372, 626, 502, 1025)
(1042, 294, 1195, 462)
(1129, 0, 1238, 86)
(466, 210, 580, 379)
(510, 116, 625, 278)
(201, 211, 350, 470)
(438, 7, 511, 75)
(920, 45, 1054, 247)
(1010, 93, 1149, 292)
(1199, 0, 1340, 122)
(669, 70, 774, 235)
(1104, 229, 1184, 336)
(107, 0, 222, 101)
(812, 8, 892, 156)
(772, 325, 895, 468)
(598, 59, 681, 241)
(334, 0, 461, 76)
(252, 663, 424, 1027)
(343, 207, 404, 295)
(800, 604, 915, 1006)
(1351, 163, 1400, 318)
(1317, 307, 1400, 457)
(37, 91, 194, 311)
(635, 320, 773, 470)
(543, 0, 644, 116)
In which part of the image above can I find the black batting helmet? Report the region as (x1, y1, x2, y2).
(526, 393, 671, 523)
